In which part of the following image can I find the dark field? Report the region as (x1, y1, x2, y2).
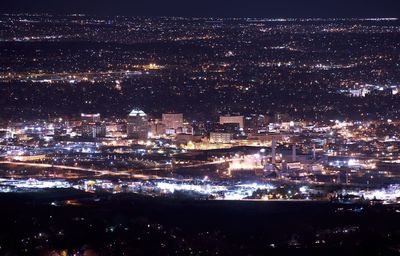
(0, 190, 399, 255)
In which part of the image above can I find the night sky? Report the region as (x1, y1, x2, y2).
(1, 0, 399, 17)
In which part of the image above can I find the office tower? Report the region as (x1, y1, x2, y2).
(81, 113, 101, 124)
(271, 137, 276, 164)
(81, 123, 106, 139)
(244, 114, 268, 133)
(219, 115, 244, 129)
(274, 113, 290, 123)
(127, 109, 149, 139)
(162, 113, 183, 130)
(80, 113, 105, 138)
(150, 119, 166, 136)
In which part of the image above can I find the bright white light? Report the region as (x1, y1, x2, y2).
(299, 186, 308, 193)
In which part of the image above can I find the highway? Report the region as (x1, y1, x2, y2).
(0, 161, 173, 180)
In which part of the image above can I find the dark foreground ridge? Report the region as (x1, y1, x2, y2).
(0, 190, 399, 255)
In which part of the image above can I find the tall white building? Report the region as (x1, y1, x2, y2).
(127, 109, 149, 139)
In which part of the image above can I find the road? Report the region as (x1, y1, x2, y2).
(0, 161, 174, 180)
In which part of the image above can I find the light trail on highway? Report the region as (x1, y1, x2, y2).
(0, 161, 176, 181)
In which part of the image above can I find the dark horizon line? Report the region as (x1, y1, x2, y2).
(1, 13, 399, 20)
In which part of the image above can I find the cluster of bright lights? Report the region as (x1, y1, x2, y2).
(0, 176, 280, 200)
(3, 176, 398, 203)
(228, 154, 265, 171)
(353, 185, 400, 202)
(0, 178, 71, 189)
(156, 181, 275, 200)
(156, 181, 224, 194)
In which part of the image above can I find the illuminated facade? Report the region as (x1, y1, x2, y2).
(81, 113, 101, 123)
(81, 123, 106, 138)
(127, 109, 149, 139)
(81, 113, 105, 138)
(219, 115, 244, 129)
(162, 113, 183, 130)
(210, 132, 233, 144)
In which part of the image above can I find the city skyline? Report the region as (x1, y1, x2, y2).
(1, 2, 400, 255)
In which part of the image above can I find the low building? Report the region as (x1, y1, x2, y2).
(210, 132, 233, 144)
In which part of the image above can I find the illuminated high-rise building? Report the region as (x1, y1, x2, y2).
(150, 119, 166, 136)
(244, 114, 268, 133)
(273, 113, 290, 123)
(80, 113, 105, 138)
(219, 115, 244, 129)
(81, 123, 106, 139)
(81, 113, 101, 124)
(127, 109, 149, 139)
(162, 113, 183, 130)
(271, 137, 276, 164)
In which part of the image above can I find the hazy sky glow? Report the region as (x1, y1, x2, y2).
(1, 0, 400, 17)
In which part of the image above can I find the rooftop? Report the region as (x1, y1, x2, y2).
(128, 109, 147, 117)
